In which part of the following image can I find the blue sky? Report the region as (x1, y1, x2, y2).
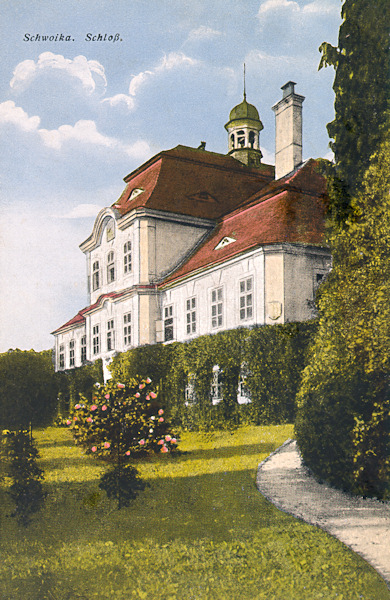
(0, 0, 342, 352)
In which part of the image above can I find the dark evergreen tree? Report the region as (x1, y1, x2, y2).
(318, 0, 390, 222)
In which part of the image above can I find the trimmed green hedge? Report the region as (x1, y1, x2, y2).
(109, 322, 316, 430)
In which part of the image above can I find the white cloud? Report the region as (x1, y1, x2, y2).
(0, 100, 40, 131)
(0, 101, 151, 160)
(103, 52, 198, 111)
(258, 0, 339, 17)
(58, 203, 105, 219)
(10, 52, 107, 94)
(246, 49, 314, 69)
(187, 26, 222, 42)
(258, 0, 299, 15)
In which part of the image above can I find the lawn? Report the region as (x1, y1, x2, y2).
(1, 424, 389, 600)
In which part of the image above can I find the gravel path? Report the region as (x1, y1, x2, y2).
(256, 439, 390, 587)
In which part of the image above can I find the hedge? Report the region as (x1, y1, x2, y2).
(109, 322, 317, 430)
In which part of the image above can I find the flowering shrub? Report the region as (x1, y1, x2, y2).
(67, 378, 178, 460)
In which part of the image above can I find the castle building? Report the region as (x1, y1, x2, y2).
(52, 82, 331, 380)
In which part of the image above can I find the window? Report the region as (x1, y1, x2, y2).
(249, 130, 255, 148)
(237, 129, 245, 147)
(69, 340, 75, 367)
(59, 344, 65, 369)
(186, 297, 196, 335)
(240, 277, 253, 321)
(124, 313, 131, 346)
(211, 287, 223, 329)
(211, 366, 223, 404)
(107, 320, 115, 351)
(93, 325, 100, 355)
(124, 241, 132, 274)
(107, 251, 115, 283)
(164, 305, 174, 341)
(106, 219, 115, 241)
(81, 336, 87, 364)
(230, 133, 235, 149)
(92, 261, 100, 291)
(185, 374, 196, 405)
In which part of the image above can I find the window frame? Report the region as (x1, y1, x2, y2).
(164, 305, 174, 342)
(81, 335, 87, 364)
(93, 324, 100, 355)
(69, 339, 75, 367)
(107, 251, 115, 283)
(185, 297, 197, 335)
(239, 276, 254, 321)
(123, 312, 132, 346)
(59, 344, 65, 369)
(211, 287, 223, 329)
(92, 261, 100, 291)
(124, 241, 132, 274)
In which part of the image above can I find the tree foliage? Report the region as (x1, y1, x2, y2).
(0, 349, 58, 431)
(318, 0, 390, 222)
(296, 137, 390, 498)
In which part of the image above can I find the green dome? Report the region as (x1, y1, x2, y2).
(228, 97, 260, 123)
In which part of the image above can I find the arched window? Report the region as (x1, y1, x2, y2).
(230, 133, 235, 149)
(92, 261, 100, 291)
(124, 241, 132, 274)
(237, 130, 245, 148)
(249, 131, 255, 148)
(107, 251, 115, 283)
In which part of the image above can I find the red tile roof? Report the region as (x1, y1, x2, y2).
(161, 160, 328, 286)
(113, 145, 275, 220)
(51, 292, 126, 334)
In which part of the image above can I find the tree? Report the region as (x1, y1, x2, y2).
(295, 137, 390, 498)
(0, 349, 58, 432)
(318, 0, 390, 222)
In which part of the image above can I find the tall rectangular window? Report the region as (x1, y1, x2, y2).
(239, 277, 253, 321)
(81, 335, 87, 364)
(124, 241, 132, 274)
(164, 305, 174, 341)
(92, 261, 100, 291)
(59, 344, 65, 369)
(69, 339, 75, 367)
(93, 325, 100, 355)
(186, 297, 196, 335)
(107, 251, 115, 283)
(211, 287, 223, 329)
(211, 367, 223, 403)
(124, 313, 131, 346)
(107, 320, 115, 351)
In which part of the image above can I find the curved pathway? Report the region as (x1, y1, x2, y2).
(256, 439, 390, 587)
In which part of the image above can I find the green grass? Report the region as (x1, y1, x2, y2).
(1, 424, 389, 600)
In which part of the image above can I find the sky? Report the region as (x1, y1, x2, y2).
(0, 0, 342, 352)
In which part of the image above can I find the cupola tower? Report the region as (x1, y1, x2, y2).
(225, 68, 263, 168)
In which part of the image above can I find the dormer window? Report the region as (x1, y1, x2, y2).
(129, 187, 145, 201)
(214, 236, 236, 250)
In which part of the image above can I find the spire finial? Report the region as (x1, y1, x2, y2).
(243, 63, 246, 100)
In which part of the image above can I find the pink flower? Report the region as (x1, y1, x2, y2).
(139, 439, 145, 446)
(159, 417, 164, 422)
(145, 377, 152, 384)
(146, 395, 150, 400)
(150, 392, 157, 399)
(86, 417, 93, 423)
(66, 420, 72, 426)
(125, 451, 131, 456)
(157, 439, 164, 445)
(135, 392, 140, 398)
(102, 405, 107, 411)
(139, 383, 145, 390)
(117, 383, 125, 389)
(75, 403, 81, 410)
(158, 409, 164, 415)
(104, 442, 110, 449)
(91, 446, 97, 453)
(105, 394, 110, 400)
(73, 416, 78, 421)
(165, 435, 172, 442)
(171, 438, 177, 444)
(90, 405, 97, 411)
(161, 445, 168, 453)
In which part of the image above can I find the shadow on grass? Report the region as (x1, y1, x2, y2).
(175, 442, 277, 462)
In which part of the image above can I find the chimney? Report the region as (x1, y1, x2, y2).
(272, 81, 305, 179)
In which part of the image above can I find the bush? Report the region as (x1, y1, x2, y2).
(5, 431, 46, 526)
(99, 464, 148, 508)
(67, 378, 178, 459)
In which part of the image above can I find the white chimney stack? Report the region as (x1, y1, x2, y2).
(272, 81, 305, 180)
